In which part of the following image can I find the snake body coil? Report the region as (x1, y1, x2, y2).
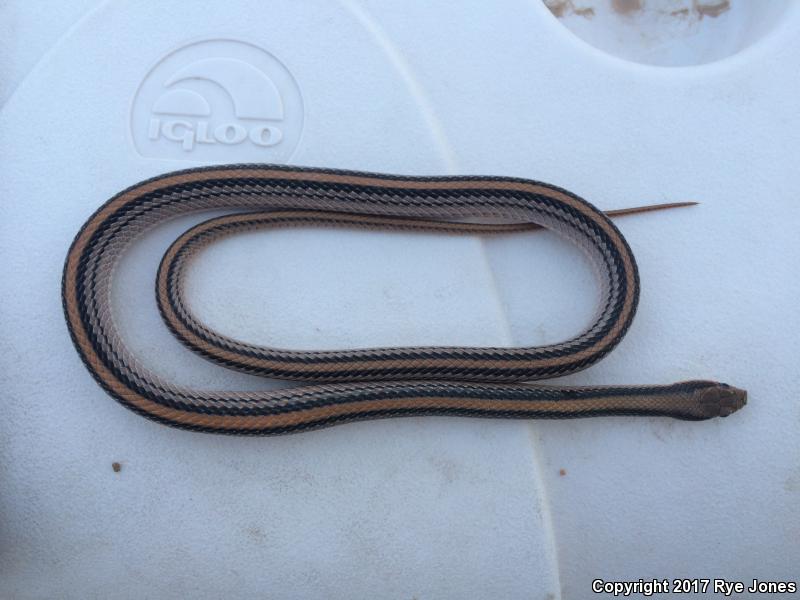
(62, 165, 746, 434)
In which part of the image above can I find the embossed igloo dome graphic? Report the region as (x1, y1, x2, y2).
(131, 39, 304, 162)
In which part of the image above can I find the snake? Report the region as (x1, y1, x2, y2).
(62, 164, 746, 435)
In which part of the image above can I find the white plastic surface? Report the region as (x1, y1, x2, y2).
(1, 1, 798, 598)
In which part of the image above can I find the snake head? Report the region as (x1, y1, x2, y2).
(695, 383, 747, 418)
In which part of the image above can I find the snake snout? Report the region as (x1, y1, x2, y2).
(696, 383, 747, 418)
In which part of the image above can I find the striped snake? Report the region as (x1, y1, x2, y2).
(62, 164, 746, 435)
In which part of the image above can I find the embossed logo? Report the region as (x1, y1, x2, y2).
(131, 39, 303, 162)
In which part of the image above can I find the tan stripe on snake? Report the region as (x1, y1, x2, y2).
(62, 164, 746, 435)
